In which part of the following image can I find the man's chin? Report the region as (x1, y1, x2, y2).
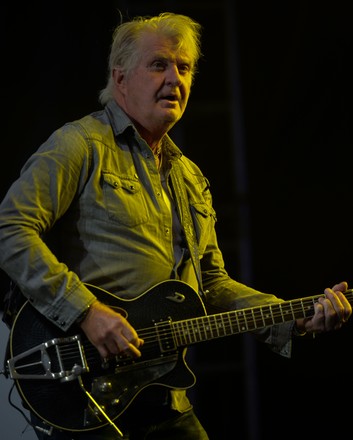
(161, 109, 181, 124)
(161, 113, 180, 125)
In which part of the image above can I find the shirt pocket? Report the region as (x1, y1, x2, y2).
(102, 172, 149, 227)
(190, 202, 217, 255)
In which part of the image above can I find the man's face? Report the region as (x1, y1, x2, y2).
(114, 32, 194, 137)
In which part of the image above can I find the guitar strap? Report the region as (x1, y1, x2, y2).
(170, 159, 204, 297)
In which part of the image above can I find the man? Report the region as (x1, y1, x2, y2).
(0, 12, 351, 440)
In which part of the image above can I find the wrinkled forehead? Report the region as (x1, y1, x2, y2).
(137, 30, 196, 65)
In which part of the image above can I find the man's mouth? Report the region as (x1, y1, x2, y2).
(159, 94, 178, 102)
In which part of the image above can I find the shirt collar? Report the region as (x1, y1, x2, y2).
(105, 100, 134, 136)
(104, 100, 183, 160)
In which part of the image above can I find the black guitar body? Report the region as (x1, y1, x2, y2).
(8, 280, 205, 432)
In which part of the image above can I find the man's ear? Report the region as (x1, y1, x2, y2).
(112, 67, 126, 90)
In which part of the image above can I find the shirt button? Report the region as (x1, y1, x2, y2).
(157, 192, 161, 196)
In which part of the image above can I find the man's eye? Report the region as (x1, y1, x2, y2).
(152, 61, 166, 70)
(178, 65, 191, 74)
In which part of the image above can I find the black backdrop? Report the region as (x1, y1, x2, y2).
(1, 1, 352, 439)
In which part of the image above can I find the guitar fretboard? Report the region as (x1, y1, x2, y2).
(173, 290, 353, 346)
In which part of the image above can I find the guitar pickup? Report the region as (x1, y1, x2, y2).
(154, 318, 177, 353)
(7, 335, 89, 382)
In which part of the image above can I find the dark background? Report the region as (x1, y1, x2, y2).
(1, 1, 352, 439)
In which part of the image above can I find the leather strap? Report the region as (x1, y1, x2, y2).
(170, 160, 204, 295)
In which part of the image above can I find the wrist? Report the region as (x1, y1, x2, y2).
(76, 304, 92, 325)
(292, 320, 307, 337)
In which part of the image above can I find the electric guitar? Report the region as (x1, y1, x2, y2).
(7, 280, 353, 433)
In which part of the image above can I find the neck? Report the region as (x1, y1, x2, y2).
(128, 117, 172, 151)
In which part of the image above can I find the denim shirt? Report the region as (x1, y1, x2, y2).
(0, 101, 294, 357)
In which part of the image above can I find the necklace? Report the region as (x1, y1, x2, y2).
(153, 146, 162, 157)
(154, 147, 163, 171)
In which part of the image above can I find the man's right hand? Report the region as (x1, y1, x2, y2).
(80, 301, 144, 359)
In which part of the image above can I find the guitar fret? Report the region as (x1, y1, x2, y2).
(237, 310, 248, 331)
(176, 322, 186, 346)
(278, 303, 284, 322)
(260, 308, 266, 327)
(218, 315, 224, 336)
(250, 308, 256, 330)
(213, 315, 224, 337)
(194, 318, 202, 342)
(189, 319, 198, 343)
(181, 321, 189, 345)
(183, 321, 191, 344)
(300, 300, 306, 316)
(269, 305, 275, 324)
(309, 299, 316, 317)
(281, 301, 294, 320)
(220, 314, 229, 336)
(211, 316, 218, 337)
(272, 304, 284, 324)
(182, 321, 192, 345)
(210, 316, 219, 338)
(219, 319, 223, 336)
(303, 298, 316, 318)
(243, 309, 255, 330)
(290, 299, 315, 319)
(233, 310, 240, 333)
(260, 306, 274, 326)
(206, 315, 214, 339)
(197, 319, 204, 341)
(252, 307, 263, 330)
(208, 316, 216, 337)
(172, 322, 180, 346)
(216, 315, 223, 336)
(289, 301, 295, 319)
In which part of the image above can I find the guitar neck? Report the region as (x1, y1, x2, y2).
(173, 289, 353, 346)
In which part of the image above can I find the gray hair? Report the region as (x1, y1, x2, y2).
(98, 12, 203, 105)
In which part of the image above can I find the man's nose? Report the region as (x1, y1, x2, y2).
(165, 65, 182, 86)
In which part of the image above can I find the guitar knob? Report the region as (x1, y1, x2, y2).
(111, 398, 120, 406)
(98, 381, 113, 392)
(101, 359, 110, 369)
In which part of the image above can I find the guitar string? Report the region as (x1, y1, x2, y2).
(59, 291, 353, 365)
(128, 291, 353, 344)
(81, 283, 353, 347)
